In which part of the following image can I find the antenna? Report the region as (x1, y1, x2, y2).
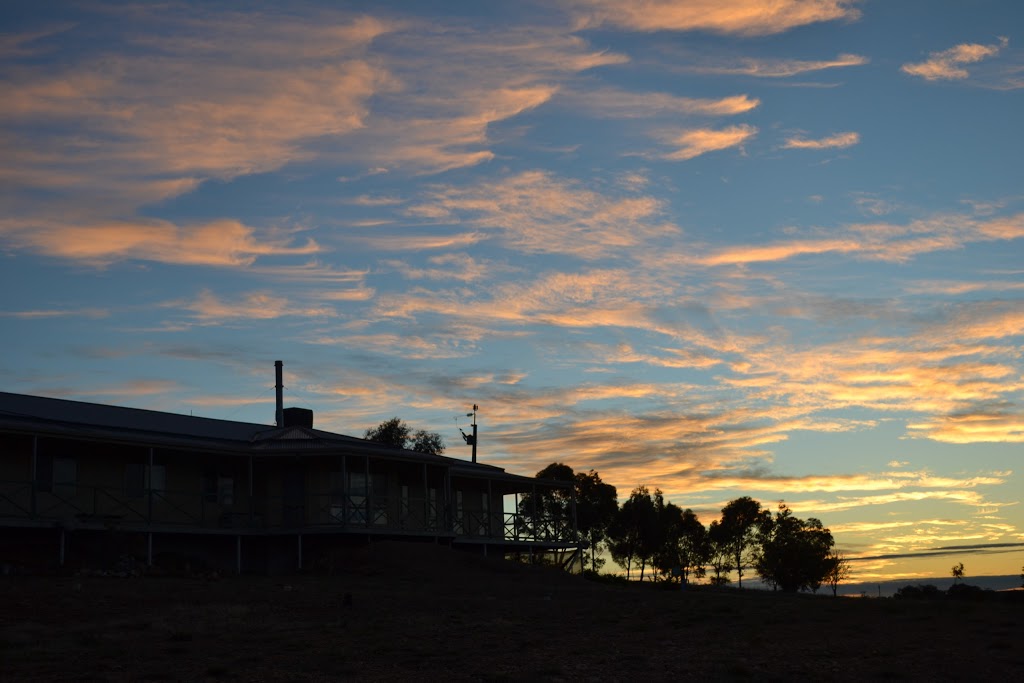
(274, 360, 284, 427)
(459, 404, 478, 463)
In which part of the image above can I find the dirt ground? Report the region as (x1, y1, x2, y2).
(2, 541, 1021, 681)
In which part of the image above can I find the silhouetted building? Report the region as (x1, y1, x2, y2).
(0, 387, 578, 574)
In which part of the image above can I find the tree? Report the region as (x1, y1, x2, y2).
(574, 469, 618, 572)
(706, 520, 734, 585)
(651, 505, 708, 585)
(718, 496, 767, 588)
(754, 502, 834, 593)
(675, 509, 710, 585)
(607, 486, 658, 580)
(364, 417, 445, 455)
(650, 494, 685, 582)
(951, 562, 965, 584)
(824, 551, 851, 597)
(518, 462, 575, 544)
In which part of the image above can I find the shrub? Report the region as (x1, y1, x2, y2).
(893, 584, 941, 600)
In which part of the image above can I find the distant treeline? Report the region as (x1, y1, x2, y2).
(518, 462, 850, 595)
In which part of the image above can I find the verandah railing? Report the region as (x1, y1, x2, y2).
(0, 481, 577, 543)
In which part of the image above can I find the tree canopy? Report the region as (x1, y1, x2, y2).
(364, 417, 445, 455)
(718, 496, 769, 588)
(754, 503, 835, 593)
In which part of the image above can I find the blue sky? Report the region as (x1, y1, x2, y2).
(2, 0, 1022, 582)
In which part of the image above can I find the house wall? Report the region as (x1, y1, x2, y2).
(0, 433, 33, 519)
(0, 433, 258, 530)
(299, 455, 449, 533)
(451, 476, 505, 540)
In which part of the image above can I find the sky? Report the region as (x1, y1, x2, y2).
(1, 0, 1022, 584)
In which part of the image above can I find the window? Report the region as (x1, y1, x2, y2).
(427, 487, 438, 530)
(53, 458, 77, 498)
(36, 455, 77, 496)
(400, 485, 410, 525)
(479, 491, 490, 536)
(454, 490, 464, 535)
(371, 473, 388, 527)
(202, 467, 233, 506)
(329, 471, 345, 523)
(349, 472, 367, 525)
(125, 464, 166, 498)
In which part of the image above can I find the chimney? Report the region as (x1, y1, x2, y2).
(274, 360, 284, 427)
(283, 407, 314, 429)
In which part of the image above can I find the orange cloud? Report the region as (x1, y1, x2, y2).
(566, 89, 760, 117)
(683, 53, 868, 77)
(1, 218, 319, 267)
(0, 308, 109, 319)
(902, 37, 1009, 81)
(175, 289, 334, 321)
(567, 0, 860, 36)
(404, 171, 675, 258)
(698, 238, 860, 265)
(662, 125, 757, 160)
(783, 131, 860, 149)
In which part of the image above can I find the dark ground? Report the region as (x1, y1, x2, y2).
(2, 541, 1021, 681)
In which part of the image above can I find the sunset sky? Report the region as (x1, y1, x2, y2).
(2, 1, 1022, 584)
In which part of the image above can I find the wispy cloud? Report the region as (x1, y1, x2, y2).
(902, 37, 1009, 81)
(566, 0, 861, 36)
(564, 89, 760, 117)
(661, 125, 757, 160)
(402, 171, 675, 258)
(172, 289, 335, 322)
(783, 131, 860, 149)
(682, 53, 868, 77)
(0, 218, 319, 267)
(0, 308, 109, 319)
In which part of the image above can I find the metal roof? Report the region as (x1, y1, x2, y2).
(0, 392, 560, 488)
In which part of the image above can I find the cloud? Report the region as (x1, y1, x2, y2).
(0, 218, 319, 267)
(566, 0, 861, 36)
(683, 211, 1024, 267)
(907, 408, 1024, 444)
(661, 125, 757, 160)
(682, 53, 868, 77)
(783, 131, 860, 149)
(698, 238, 860, 265)
(902, 37, 1009, 81)
(382, 254, 518, 283)
(0, 308, 109, 319)
(564, 89, 760, 118)
(76, 380, 182, 398)
(402, 171, 676, 258)
(353, 232, 488, 252)
(173, 290, 335, 322)
(0, 9, 631, 266)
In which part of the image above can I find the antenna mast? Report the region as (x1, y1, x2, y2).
(460, 404, 478, 463)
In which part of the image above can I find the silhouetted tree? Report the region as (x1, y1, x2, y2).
(411, 429, 445, 455)
(754, 502, 834, 593)
(518, 462, 575, 544)
(365, 417, 445, 455)
(718, 496, 768, 588)
(824, 551, 851, 597)
(707, 520, 734, 585)
(675, 508, 710, 584)
(651, 494, 685, 581)
(574, 469, 618, 572)
(951, 562, 965, 584)
(607, 486, 657, 580)
(652, 504, 708, 585)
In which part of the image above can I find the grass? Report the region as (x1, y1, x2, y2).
(2, 544, 1021, 681)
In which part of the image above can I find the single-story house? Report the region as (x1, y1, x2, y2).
(0, 369, 579, 574)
